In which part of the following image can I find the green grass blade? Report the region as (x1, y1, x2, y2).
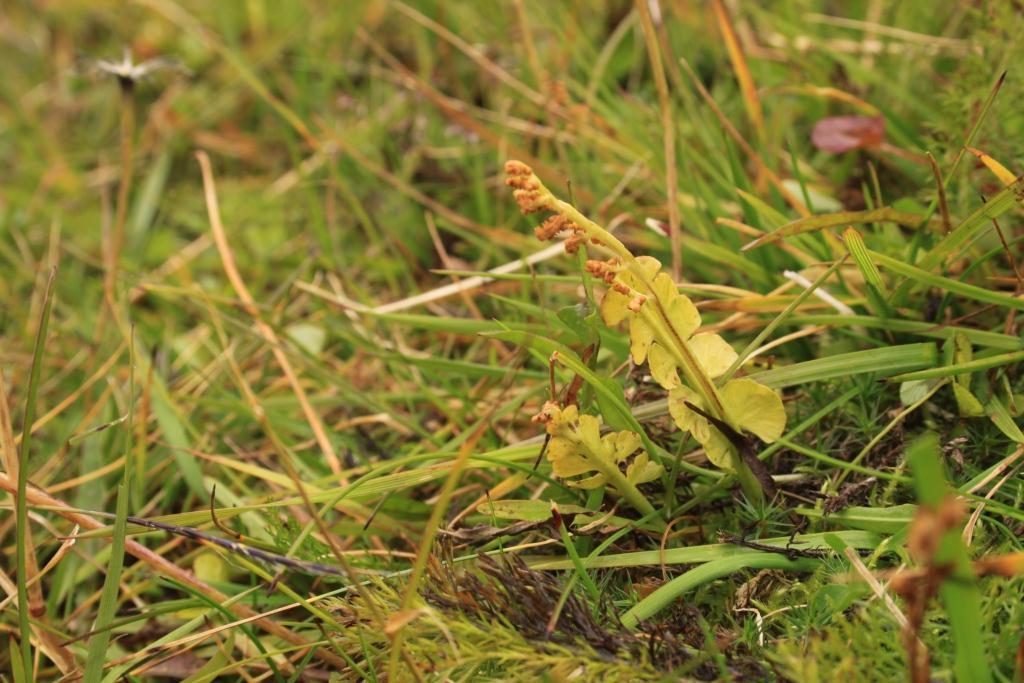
(16, 266, 56, 678)
(788, 314, 1022, 350)
(986, 395, 1024, 443)
(82, 481, 131, 683)
(888, 349, 1024, 382)
(144, 361, 207, 498)
(749, 343, 938, 388)
(527, 530, 878, 570)
(486, 330, 649, 438)
(871, 249, 1024, 311)
(620, 553, 820, 627)
(85, 332, 135, 683)
(903, 175, 1024, 286)
(794, 505, 917, 533)
(842, 228, 886, 293)
(9, 635, 26, 683)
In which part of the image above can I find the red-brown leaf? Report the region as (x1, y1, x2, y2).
(811, 115, 885, 153)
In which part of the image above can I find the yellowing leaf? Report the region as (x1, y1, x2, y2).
(577, 414, 602, 445)
(648, 343, 680, 389)
(286, 323, 327, 356)
(603, 430, 642, 462)
(953, 383, 985, 417)
(651, 273, 701, 340)
(629, 317, 655, 364)
(606, 255, 663, 323)
(667, 386, 711, 443)
(667, 387, 734, 469)
(968, 147, 1017, 186)
(689, 333, 738, 378)
(633, 256, 662, 281)
(701, 429, 735, 471)
(900, 379, 934, 406)
(548, 436, 592, 477)
(721, 379, 786, 443)
(668, 379, 786, 472)
(600, 288, 630, 326)
(194, 552, 229, 583)
(476, 499, 589, 521)
(625, 452, 662, 485)
(538, 403, 661, 507)
(574, 473, 608, 489)
(952, 333, 973, 388)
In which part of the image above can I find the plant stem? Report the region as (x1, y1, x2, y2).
(577, 439, 658, 520)
(105, 81, 135, 307)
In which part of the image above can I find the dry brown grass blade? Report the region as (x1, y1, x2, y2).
(712, 0, 763, 137)
(843, 547, 909, 629)
(139, 0, 320, 149)
(715, 217, 817, 265)
(0, 521, 80, 675)
(0, 472, 347, 672)
(769, 85, 880, 115)
(424, 211, 486, 323)
(13, 343, 124, 447)
(963, 445, 1024, 546)
(354, 27, 590, 211)
(679, 58, 810, 218)
(391, 1, 548, 109)
(196, 291, 392, 585)
(926, 152, 952, 233)
(295, 240, 565, 317)
(0, 372, 49, 655)
(194, 261, 418, 672)
(196, 150, 344, 479)
(635, 0, 681, 281)
(129, 234, 213, 303)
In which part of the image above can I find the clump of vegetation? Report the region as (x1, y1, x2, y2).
(509, 159, 786, 506)
(2, 2, 1024, 681)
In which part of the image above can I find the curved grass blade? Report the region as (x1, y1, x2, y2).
(888, 349, 1024, 382)
(794, 504, 917, 533)
(620, 554, 820, 627)
(486, 330, 647, 437)
(742, 207, 927, 251)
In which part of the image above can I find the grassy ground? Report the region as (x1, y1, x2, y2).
(2, 1, 1024, 680)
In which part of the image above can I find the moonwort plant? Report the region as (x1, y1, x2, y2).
(506, 161, 787, 504)
(532, 401, 663, 519)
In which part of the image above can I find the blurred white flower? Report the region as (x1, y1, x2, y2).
(79, 47, 189, 86)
